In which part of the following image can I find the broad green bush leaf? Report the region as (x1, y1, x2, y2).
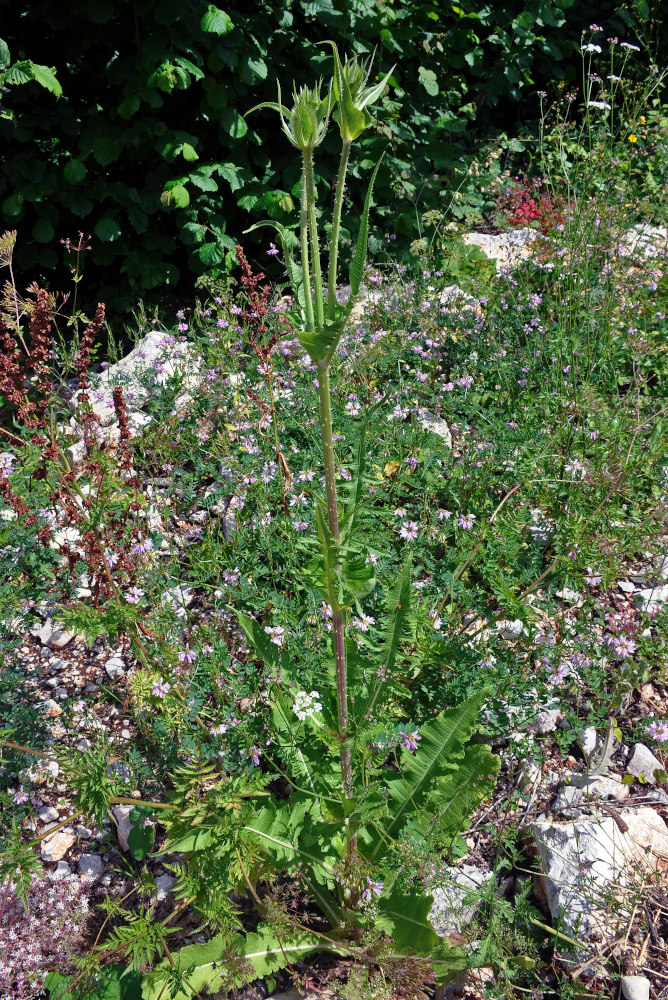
(28, 62, 62, 96)
(4, 62, 32, 86)
(198, 241, 226, 266)
(200, 5, 233, 35)
(161, 183, 189, 207)
(418, 65, 439, 96)
(380, 885, 440, 954)
(0, 38, 10, 69)
(221, 106, 247, 139)
(32, 219, 54, 242)
(180, 142, 198, 161)
(94, 216, 122, 241)
(63, 159, 87, 184)
(117, 94, 140, 118)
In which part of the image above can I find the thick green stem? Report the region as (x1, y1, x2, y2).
(303, 149, 325, 329)
(317, 361, 352, 797)
(300, 159, 315, 333)
(327, 140, 351, 321)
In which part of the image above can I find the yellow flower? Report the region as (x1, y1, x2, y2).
(628, 133, 638, 142)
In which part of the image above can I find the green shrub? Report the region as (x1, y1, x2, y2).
(0, 0, 652, 329)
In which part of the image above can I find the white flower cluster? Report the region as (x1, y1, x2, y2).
(292, 690, 323, 721)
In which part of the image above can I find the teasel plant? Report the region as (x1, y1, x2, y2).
(245, 42, 394, 800)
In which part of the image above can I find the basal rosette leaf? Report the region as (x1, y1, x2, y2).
(142, 925, 327, 1000)
(376, 689, 490, 851)
(429, 743, 500, 847)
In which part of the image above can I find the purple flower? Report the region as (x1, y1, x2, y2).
(292, 520, 309, 532)
(0, 454, 16, 476)
(457, 375, 474, 389)
(132, 536, 153, 556)
(13, 786, 29, 804)
(404, 457, 419, 468)
(400, 730, 421, 752)
(362, 877, 384, 901)
(265, 625, 285, 648)
(399, 520, 419, 542)
(266, 242, 280, 256)
(584, 568, 602, 587)
(151, 679, 171, 697)
(648, 720, 668, 743)
(612, 635, 636, 658)
(178, 645, 197, 663)
(351, 613, 375, 633)
(125, 586, 144, 604)
(249, 746, 262, 766)
(547, 661, 569, 684)
(457, 513, 476, 529)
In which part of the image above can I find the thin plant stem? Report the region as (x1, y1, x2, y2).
(327, 140, 352, 320)
(303, 149, 325, 328)
(299, 159, 315, 334)
(316, 360, 351, 797)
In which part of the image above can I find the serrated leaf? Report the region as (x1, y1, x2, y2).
(200, 5, 233, 35)
(161, 183, 189, 208)
(377, 689, 490, 851)
(94, 216, 121, 242)
(189, 169, 218, 192)
(117, 94, 140, 119)
(32, 219, 54, 243)
(180, 141, 198, 161)
(430, 743, 499, 845)
(217, 162, 244, 192)
(4, 62, 32, 86)
(381, 885, 440, 954)
(29, 62, 62, 96)
(0, 38, 10, 69)
(235, 610, 282, 670)
(198, 241, 225, 266)
(63, 159, 87, 184)
(418, 65, 439, 97)
(221, 106, 247, 139)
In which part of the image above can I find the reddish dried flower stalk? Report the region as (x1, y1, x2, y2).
(235, 244, 279, 361)
(0, 477, 37, 526)
(75, 302, 105, 390)
(112, 386, 131, 442)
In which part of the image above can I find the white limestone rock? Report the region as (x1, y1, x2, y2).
(429, 864, 492, 936)
(627, 744, 664, 785)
